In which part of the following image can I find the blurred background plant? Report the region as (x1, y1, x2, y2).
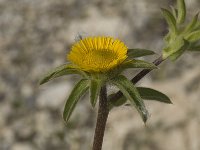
(1, 0, 200, 150)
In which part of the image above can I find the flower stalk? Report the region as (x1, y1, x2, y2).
(92, 85, 109, 150)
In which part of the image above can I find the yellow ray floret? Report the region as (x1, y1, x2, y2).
(67, 37, 128, 72)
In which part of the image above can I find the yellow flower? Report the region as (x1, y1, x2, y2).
(67, 37, 128, 72)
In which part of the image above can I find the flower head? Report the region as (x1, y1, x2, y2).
(67, 37, 128, 72)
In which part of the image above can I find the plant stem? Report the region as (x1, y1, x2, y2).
(92, 85, 109, 150)
(110, 55, 165, 103)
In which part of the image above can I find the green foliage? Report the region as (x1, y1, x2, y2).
(177, 0, 186, 24)
(63, 79, 89, 123)
(40, 51, 158, 123)
(109, 87, 172, 109)
(127, 49, 156, 59)
(90, 79, 102, 107)
(161, 8, 177, 33)
(188, 45, 200, 51)
(110, 75, 149, 123)
(137, 87, 172, 103)
(108, 94, 127, 109)
(163, 38, 189, 60)
(162, 0, 200, 60)
(170, 6, 178, 19)
(120, 60, 157, 70)
(184, 13, 199, 33)
(185, 30, 200, 42)
(39, 64, 86, 85)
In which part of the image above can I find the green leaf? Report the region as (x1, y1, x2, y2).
(169, 48, 186, 61)
(170, 6, 178, 19)
(110, 75, 149, 123)
(185, 30, 200, 42)
(169, 39, 190, 60)
(90, 79, 101, 107)
(161, 8, 177, 33)
(194, 21, 200, 30)
(184, 13, 199, 33)
(108, 94, 127, 108)
(177, 0, 186, 24)
(127, 49, 156, 59)
(163, 37, 185, 59)
(63, 79, 89, 123)
(188, 45, 200, 51)
(137, 87, 172, 104)
(108, 87, 172, 110)
(39, 64, 86, 85)
(121, 60, 157, 70)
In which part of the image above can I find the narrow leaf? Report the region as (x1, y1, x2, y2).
(185, 30, 200, 42)
(184, 13, 199, 33)
(127, 49, 156, 58)
(137, 87, 172, 103)
(110, 75, 149, 123)
(63, 79, 89, 123)
(108, 87, 172, 110)
(121, 60, 157, 70)
(90, 79, 101, 107)
(161, 8, 177, 33)
(177, 0, 186, 24)
(170, 6, 178, 19)
(188, 44, 200, 51)
(39, 64, 85, 85)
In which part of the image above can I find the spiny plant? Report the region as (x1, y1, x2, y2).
(39, 0, 200, 149)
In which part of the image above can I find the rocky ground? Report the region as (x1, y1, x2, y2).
(0, 0, 200, 150)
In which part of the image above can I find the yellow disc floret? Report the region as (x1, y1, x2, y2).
(67, 37, 128, 72)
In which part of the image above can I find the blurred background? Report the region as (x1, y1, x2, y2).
(0, 0, 200, 150)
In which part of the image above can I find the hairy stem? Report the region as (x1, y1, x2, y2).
(92, 85, 109, 150)
(110, 55, 165, 103)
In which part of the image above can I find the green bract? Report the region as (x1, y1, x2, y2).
(40, 47, 158, 123)
(162, 0, 200, 60)
(63, 79, 89, 123)
(109, 75, 149, 122)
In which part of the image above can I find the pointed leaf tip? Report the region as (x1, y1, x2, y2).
(184, 13, 199, 33)
(39, 64, 86, 85)
(127, 49, 156, 59)
(110, 75, 149, 123)
(137, 87, 172, 104)
(170, 6, 178, 19)
(185, 30, 200, 42)
(161, 8, 177, 33)
(177, 0, 186, 24)
(121, 59, 158, 70)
